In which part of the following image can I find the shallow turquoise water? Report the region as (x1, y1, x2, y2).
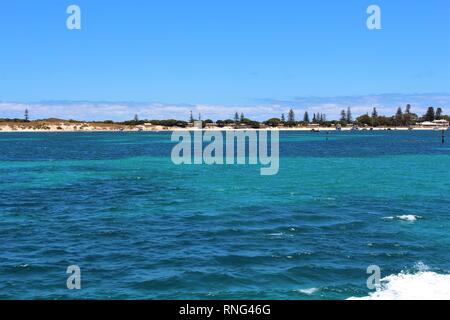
(0, 131, 449, 299)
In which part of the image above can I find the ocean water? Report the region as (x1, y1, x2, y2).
(0, 130, 449, 300)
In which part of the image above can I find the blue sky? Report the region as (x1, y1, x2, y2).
(0, 0, 449, 120)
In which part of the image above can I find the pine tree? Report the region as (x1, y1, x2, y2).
(424, 107, 435, 122)
(24, 109, 29, 121)
(303, 111, 310, 123)
(281, 113, 286, 122)
(371, 107, 378, 118)
(405, 104, 411, 114)
(403, 105, 416, 126)
(436, 108, 443, 120)
(288, 109, 295, 122)
(370, 108, 378, 127)
(395, 107, 403, 126)
(189, 111, 194, 123)
(340, 110, 347, 122)
(346, 107, 352, 123)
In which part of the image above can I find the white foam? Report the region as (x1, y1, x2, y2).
(294, 288, 318, 295)
(349, 268, 450, 300)
(383, 215, 422, 222)
(397, 215, 422, 222)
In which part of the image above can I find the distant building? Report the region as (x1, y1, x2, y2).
(433, 119, 449, 127)
(420, 120, 449, 127)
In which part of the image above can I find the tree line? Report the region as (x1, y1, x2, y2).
(1, 106, 447, 128)
(355, 105, 447, 127)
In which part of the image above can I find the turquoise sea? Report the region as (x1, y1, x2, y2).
(0, 131, 449, 299)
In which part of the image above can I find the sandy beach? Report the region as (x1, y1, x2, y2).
(0, 121, 448, 133)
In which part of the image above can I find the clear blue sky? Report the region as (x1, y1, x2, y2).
(0, 0, 449, 120)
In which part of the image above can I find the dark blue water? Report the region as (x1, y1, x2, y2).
(0, 131, 449, 299)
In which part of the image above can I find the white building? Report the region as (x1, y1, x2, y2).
(420, 120, 449, 128)
(433, 119, 449, 127)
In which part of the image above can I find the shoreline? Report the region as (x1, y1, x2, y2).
(0, 126, 448, 133)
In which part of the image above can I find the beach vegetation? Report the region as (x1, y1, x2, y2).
(264, 118, 282, 127)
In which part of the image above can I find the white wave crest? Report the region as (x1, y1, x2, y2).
(383, 215, 422, 222)
(397, 215, 422, 222)
(293, 288, 318, 295)
(349, 267, 450, 300)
